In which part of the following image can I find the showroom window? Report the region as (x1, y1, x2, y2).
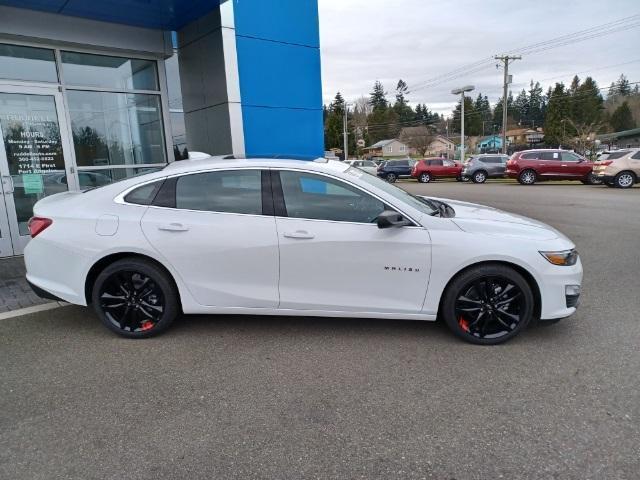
(0, 43, 58, 83)
(62, 51, 168, 184)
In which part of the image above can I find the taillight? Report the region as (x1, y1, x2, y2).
(599, 161, 613, 166)
(28, 217, 52, 238)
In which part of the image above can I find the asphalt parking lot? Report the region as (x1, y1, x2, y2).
(1, 181, 639, 480)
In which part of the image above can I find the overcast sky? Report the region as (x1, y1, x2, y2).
(318, 0, 640, 117)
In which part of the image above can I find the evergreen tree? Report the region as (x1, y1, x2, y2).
(393, 79, 415, 125)
(324, 92, 346, 151)
(492, 92, 514, 131)
(544, 83, 571, 146)
(369, 81, 388, 111)
(513, 89, 528, 125)
(573, 77, 603, 126)
(616, 74, 631, 96)
(452, 97, 481, 136)
(527, 81, 545, 128)
(610, 101, 636, 131)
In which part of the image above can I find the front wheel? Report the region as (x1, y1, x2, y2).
(418, 172, 431, 183)
(386, 173, 397, 183)
(92, 258, 180, 338)
(472, 171, 488, 184)
(441, 264, 535, 345)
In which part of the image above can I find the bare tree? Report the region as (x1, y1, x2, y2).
(399, 126, 436, 156)
(565, 119, 604, 157)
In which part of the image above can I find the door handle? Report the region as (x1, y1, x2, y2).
(1, 176, 14, 194)
(283, 230, 315, 240)
(158, 223, 189, 232)
(561, 164, 568, 167)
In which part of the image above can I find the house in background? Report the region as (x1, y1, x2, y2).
(596, 127, 640, 149)
(425, 135, 457, 159)
(506, 128, 544, 147)
(477, 135, 503, 153)
(363, 139, 415, 158)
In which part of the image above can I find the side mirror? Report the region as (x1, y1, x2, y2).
(377, 210, 412, 229)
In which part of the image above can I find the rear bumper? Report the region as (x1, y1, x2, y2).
(27, 280, 65, 302)
(595, 173, 615, 182)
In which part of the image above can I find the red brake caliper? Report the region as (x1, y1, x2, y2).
(458, 316, 470, 333)
(141, 321, 155, 332)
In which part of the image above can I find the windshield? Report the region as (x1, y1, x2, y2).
(346, 167, 438, 216)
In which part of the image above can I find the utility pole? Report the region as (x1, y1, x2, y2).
(494, 55, 521, 155)
(451, 85, 475, 163)
(343, 105, 349, 161)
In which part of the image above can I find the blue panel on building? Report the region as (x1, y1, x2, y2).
(0, 0, 222, 29)
(233, 0, 319, 48)
(242, 106, 324, 158)
(235, 36, 322, 110)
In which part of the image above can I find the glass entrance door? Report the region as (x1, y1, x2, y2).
(0, 86, 77, 257)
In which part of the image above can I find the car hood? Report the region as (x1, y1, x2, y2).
(423, 196, 564, 241)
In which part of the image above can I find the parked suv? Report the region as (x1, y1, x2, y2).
(462, 154, 510, 183)
(506, 149, 600, 185)
(377, 158, 416, 182)
(593, 149, 640, 188)
(411, 158, 463, 183)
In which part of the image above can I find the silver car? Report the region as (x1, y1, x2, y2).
(462, 154, 510, 183)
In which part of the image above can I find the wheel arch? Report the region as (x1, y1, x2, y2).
(84, 252, 183, 310)
(437, 260, 542, 321)
(617, 170, 637, 181)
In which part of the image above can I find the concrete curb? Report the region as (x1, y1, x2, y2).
(0, 301, 69, 320)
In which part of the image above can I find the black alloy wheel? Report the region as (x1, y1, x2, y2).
(442, 265, 534, 345)
(92, 258, 179, 338)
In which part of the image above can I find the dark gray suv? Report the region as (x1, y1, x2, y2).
(462, 154, 510, 183)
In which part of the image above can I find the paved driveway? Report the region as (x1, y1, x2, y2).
(1, 182, 638, 480)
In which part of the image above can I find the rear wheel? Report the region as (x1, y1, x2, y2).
(92, 258, 179, 338)
(584, 172, 603, 185)
(441, 264, 535, 345)
(386, 173, 397, 183)
(615, 171, 635, 189)
(418, 172, 431, 183)
(472, 171, 488, 184)
(518, 169, 537, 185)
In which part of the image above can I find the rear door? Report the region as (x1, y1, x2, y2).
(273, 169, 431, 314)
(538, 151, 561, 177)
(141, 169, 280, 308)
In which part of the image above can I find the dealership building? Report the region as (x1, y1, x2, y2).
(0, 0, 323, 257)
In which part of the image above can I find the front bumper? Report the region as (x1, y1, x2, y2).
(537, 258, 583, 320)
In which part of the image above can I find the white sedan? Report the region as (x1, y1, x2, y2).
(25, 157, 582, 345)
(345, 160, 378, 175)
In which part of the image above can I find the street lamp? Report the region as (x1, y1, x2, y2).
(451, 85, 475, 162)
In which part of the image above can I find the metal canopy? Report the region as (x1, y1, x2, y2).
(0, 0, 224, 30)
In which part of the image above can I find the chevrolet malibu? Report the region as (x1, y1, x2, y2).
(25, 157, 582, 345)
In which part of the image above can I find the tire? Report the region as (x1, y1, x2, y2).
(472, 171, 488, 184)
(441, 264, 535, 345)
(92, 257, 180, 338)
(518, 169, 537, 185)
(456, 175, 463, 182)
(418, 172, 431, 183)
(386, 173, 397, 183)
(584, 172, 603, 185)
(614, 171, 636, 189)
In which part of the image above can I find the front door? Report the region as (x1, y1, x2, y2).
(274, 170, 431, 314)
(0, 86, 77, 257)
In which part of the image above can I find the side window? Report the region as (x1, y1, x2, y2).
(443, 160, 454, 166)
(561, 152, 580, 162)
(540, 151, 560, 160)
(125, 180, 164, 205)
(279, 171, 385, 223)
(521, 152, 539, 160)
(398, 160, 409, 167)
(632, 151, 640, 160)
(175, 170, 262, 215)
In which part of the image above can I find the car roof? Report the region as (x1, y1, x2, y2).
(162, 156, 349, 175)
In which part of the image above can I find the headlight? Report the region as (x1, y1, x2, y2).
(539, 249, 579, 266)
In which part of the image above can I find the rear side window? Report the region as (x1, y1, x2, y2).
(175, 170, 262, 215)
(540, 151, 560, 160)
(520, 152, 539, 160)
(632, 152, 640, 160)
(124, 180, 164, 205)
(608, 151, 631, 160)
